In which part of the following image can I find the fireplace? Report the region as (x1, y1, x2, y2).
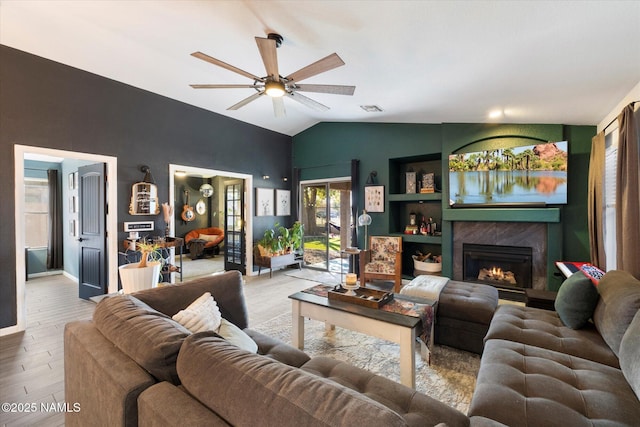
(463, 243, 532, 300)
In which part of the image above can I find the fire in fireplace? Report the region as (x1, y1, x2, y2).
(463, 243, 533, 298)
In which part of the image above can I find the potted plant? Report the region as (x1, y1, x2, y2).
(290, 221, 304, 255)
(118, 239, 164, 293)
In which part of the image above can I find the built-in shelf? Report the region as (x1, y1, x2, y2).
(388, 192, 442, 202)
(442, 207, 561, 223)
(390, 232, 442, 244)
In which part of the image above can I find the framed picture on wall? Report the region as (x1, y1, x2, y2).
(276, 189, 291, 216)
(364, 185, 385, 212)
(256, 187, 274, 216)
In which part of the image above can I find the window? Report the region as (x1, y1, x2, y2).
(25, 178, 49, 247)
(603, 130, 618, 271)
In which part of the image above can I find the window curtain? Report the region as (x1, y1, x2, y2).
(587, 131, 606, 269)
(615, 103, 640, 278)
(47, 169, 63, 269)
(350, 159, 360, 274)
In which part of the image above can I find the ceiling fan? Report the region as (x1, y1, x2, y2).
(190, 33, 355, 117)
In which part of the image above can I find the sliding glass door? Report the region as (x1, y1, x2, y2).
(300, 179, 352, 272)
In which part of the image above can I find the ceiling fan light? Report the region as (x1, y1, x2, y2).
(265, 80, 285, 97)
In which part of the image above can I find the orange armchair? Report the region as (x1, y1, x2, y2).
(359, 236, 403, 293)
(185, 227, 224, 258)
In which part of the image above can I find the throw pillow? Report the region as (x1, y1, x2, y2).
(554, 271, 599, 329)
(216, 318, 258, 353)
(198, 234, 220, 243)
(172, 292, 222, 333)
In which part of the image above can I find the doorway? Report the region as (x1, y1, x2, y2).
(9, 145, 118, 335)
(169, 164, 253, 279)
(300, 178, 352, 272)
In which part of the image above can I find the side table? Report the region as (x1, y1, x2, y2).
(525, 288, 557, 311)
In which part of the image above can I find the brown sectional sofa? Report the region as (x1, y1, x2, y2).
(469, 270, 640, 426)
(64, 271, 469, 426)
(64, 269, 640, 426)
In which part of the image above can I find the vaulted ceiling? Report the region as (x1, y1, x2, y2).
(2, 1, 639, 136)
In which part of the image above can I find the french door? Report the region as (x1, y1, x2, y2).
(224, 179, 245, 274)
(300, 179, 352, 272)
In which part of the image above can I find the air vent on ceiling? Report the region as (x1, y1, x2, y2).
(360, 105, 383, 113)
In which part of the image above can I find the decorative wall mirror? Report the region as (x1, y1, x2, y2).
(196, 199, 206, 215)
(129, 166, 160, 215)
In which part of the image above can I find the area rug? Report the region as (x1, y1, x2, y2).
(252, 312, 480, 414)
(284, 268, 342, 285)
(180, 257, 225, 280)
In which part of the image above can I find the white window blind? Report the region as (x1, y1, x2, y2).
(603, 130, 618, 271)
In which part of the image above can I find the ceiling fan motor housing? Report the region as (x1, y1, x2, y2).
(267, 33, 283, 47)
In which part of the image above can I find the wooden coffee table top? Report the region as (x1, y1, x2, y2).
(289, 289, 435, 329)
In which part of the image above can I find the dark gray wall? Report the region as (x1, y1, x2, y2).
(0, 45, 292, 329)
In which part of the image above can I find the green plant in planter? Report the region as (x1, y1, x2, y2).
(259, 227, 281, 255)
(290, 221, 304, 254)
(135, 240, 163, 268)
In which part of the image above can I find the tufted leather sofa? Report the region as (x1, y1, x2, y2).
(468, 270, 640, 426)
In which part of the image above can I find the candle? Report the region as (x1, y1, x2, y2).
(346, 273, 357, 286)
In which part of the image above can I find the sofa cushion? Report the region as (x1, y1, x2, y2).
(619, 310, 640, 401)
(177, 332, 409, 427)
(554, 271, 599, 329)
(484, 304, 619, 367)
(593, 269, 640, 356)
(172, 292, 222, 333)
(93, 294, 190, 384)
(468, 339, 640, 427)
(133, 271, 249, 329)
(244, 329, 311, 367)
(301, 356, 470, 427)
(216, 318, 258, 353)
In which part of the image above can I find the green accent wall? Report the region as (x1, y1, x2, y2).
(293, 121, 595, 291)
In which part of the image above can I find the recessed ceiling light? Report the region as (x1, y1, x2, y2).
(488, 110, 503, 119)
(360, 105, 383, 113)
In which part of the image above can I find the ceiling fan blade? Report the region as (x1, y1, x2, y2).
(285, 53, 345, 83)
(190, 84, 261, 89)
(255, 37, 279, 80)
(191, 51, 263, 81)
(272, 96, 286, 118)
(293, 84, 355, 95)
(286, 92, 329, 111)
(227, 92, 265, 110)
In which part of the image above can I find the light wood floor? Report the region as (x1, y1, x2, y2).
(0, 269, 317, 427)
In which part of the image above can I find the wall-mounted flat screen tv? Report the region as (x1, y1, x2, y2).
(449, 141, 568, 207)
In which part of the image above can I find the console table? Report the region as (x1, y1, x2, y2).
(254, 251, 302, 278)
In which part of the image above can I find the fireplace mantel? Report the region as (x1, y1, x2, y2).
(443, 207, 560, 223)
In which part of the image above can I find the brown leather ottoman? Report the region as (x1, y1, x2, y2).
(435, 281, 499, 354)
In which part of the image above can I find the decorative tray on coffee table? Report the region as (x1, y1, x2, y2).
(328, 286, 394, 309)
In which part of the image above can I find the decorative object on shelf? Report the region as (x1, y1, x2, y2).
(358, 210, 372, 250)
(420, 173, 435, 194)
(276, 189, 291, 216)
(161, 202, 173, 237)
(405, 212, 418, 234)
(256, 187, 274, 216)
(406, 171, 416, 194)
(364, 185, 384, 212)
(412, 252, 442, 275)
(366, 170, 378, 185)
(181, 189, 195, 222)
(129, 166, 160, 215)
(199, 183, 214, 197)
(196, 199, 206, 215)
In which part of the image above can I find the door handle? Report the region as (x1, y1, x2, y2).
(77, 238, 85, 242)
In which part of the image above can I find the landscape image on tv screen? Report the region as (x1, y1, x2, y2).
(449, 141, 568, 206)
